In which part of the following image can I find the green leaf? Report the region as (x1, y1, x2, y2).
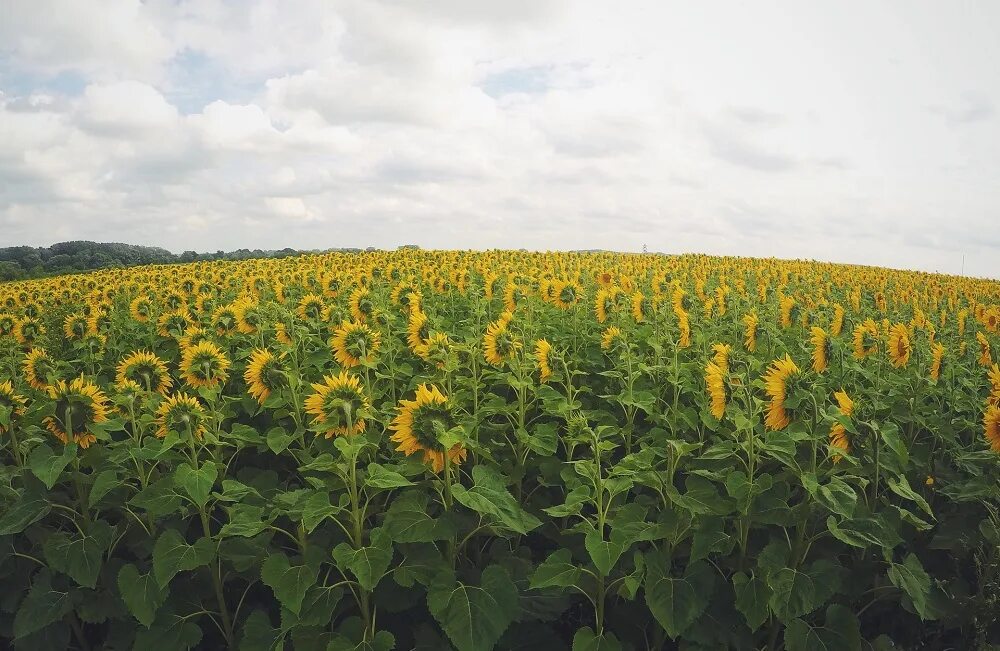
(266, 427, 296, 454)
(733, 572, 771, 632)
(529, 549, 583, 590)
(584, 525, 625, 576)
(117, 563, 168, 628)
(768, 559, 841, 622)
(332, 527, 393, 591)
(886, 476, 933, 518)
(174, 461, 218, 508)
(383, 490, 456, 543)
(301, 491, 339, 533)
(572, 626, 623, 651)
(261, 551, 318, 615)
(134, 612, 203, 651)
(888, 553, 933, 620)
(690, 517, 733, 562)
(131, 476, 183, 517)
(427, 565, 519, 651)
(364, 463, 414, 489)
(13, 570, 72, 639)
(784, 604, 861, 651)
(28, 443, 76, 490)
(671, 476, 731, 516)
(220, 503, 274, 538)
(152, 529, 215, 587)
(42, 519, 112, 588)
(644, 552, 714, 639)
(0, 487, 51, 535)
(452, 466, 541, 535)
(88, 469, 120, 507)
(240, 610, 283, 651)
(876, 422, 908, 466)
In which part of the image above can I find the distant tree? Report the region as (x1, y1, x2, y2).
(0, 261, 24, 281)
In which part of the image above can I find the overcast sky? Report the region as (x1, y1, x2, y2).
(2, 1, 999, 278)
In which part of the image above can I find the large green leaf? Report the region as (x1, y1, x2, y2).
(88, 469, 120, 507)
(42, 519, 112, 588)
(364, 463, 414, 489)
(452, 465, 541, 535)
(174, 461, 218, 508)
(117, 563, 168, 628)
(887, 553, 933, 620)
(671, 476, 731, 516)
(572, 627, 623, 651)
(220, 503, 274, 538)
(133, 612, 203, 651)
(0, 487, 51, 535)
(427, 565, 519, 651)
(784, 604, 861, 651)
(28, 443, 76, 489)
(13, 570, 72, 639)
(240, 610, 283, 651)
(768, 559, 841, 622)
(530, 549, 583, 590)
(332, 527, 393, 591)
(261, 551, 319, 616)
(382, 490, 456, 542)
(130, 475, 183, 517)
(732, 572, 771, 631)
(152, 529, 215, 587)
(644, 552, 714, 639)
(886, 476, 933, 518)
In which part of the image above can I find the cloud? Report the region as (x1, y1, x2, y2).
(928, 93, 994, 125)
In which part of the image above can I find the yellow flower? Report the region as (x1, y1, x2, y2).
(155, 393, 208, 439)
(13, 316, 44, 346)
(831, 304, 845, 337)
(535, 339, 553, 382)
(304, 371, 369, 437)
(180, 341, 231, 389)
(157, 310, 195, 338)
(415, 332, 452, 369)
(887, 323, 911, 368)
(763, 355, 800, 431)
(116, 351, 173, 394)
(743, 312, 758, 352)
(810, 326, 830, 373)
(929, 343, 945, 382)
(780, 295, 796, 328)
(630, 291, 646, 322)
(984, 404, 1000, 453)
(0, 380, 27, 434)
(296, 293, 326, 322)
(389, 384, 466, 473)
(829, 389, 854, 461)
(244, 349, 285, 404)
(349, 287, 375, 323)
(23, 348, 56, 391)
(853, 318, 879, 359)
(63, 313, 89, 340)
(43, 377, 110, 449)
(484, 313, 520, 366)
(407, 309, 430, 354)
(705, 362, 727, 420)
(600, 326, 624, 352)
(977, 332, 992, 367)
(331, 321, 380, 368)
(130, 296, 153, 323)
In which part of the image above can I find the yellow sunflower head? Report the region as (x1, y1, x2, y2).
(0, 313, 18, 338)
(631, 291, 647, 322)
(705, 361, 727, 420)
(23, 348, 57, 391)
(349, 287, 375, 323)
(158, 310, 194, 339)
(483, 314, 520, 366)
(977, 332, 992, 367)
(711, 343, 732, 375)
(244, 349, 285, 405)
(600, 326, 625, 352)
(212, 305, 239, 336)
(304, 371, 370, 437)
(415, 332, 453, 370)
(743, 311, 759, 352)
(930, 343, 945, 382)
(296, 294, 326, 322)
(155, 393, 208, 440)
(407, 309, 430, 354)
(233, 298, 262, 335)
(534, 338, 553, 382)
(117, 350, 173, 394)
(180, 340, 231, 389)
(887, 323, 911, 368)
(130, 296, 153, 323)
(853, 319, 879, 359)
(763, 355, 801, 431)
(178, 326, 211, 351)
(43, 377, 110, 449)
(389, 384, 466, 473)
(829, 389, 854, 461)
(13, 316, 44, 346)
(63, 313, 90, 340)
(984, 404, 1000, 453)
(331, 321, 381, 368)
(0, 380, 27, 434)
(810, 326, 830, 373)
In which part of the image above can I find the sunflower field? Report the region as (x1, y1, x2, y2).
(0, 250, 999, 651)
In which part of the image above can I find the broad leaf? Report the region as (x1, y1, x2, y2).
(888, 553, 933, 620)
(452, 465, 541, 535)
(644, 552, 714, 639)
(332, 527, 392, 591)
(152, 529, 215, 587)
(174, 461, 217, 508)
(261, 551, 318, 615)
(117, 563, 168, 628)
(42, 519, 112, 588)
(13, 570, 72, 639)
(427, 565, 519, 651)
(784, 604, 861, 651)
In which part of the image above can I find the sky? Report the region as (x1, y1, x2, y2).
(1, 1, 999, 278)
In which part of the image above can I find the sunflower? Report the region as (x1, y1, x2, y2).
(887, 323, 911, 368)
(178, 326, 211, 351)
(304, 371, 370, 437)
(503, 283, 525, 313)
(631, 291, 647, 322)
(829, 389, 854, 461)
(129, 296, 153, 323)
(930, 343, 945, 382)
(977, 332, 992, 367)
(331, 321, 381, 368)
(212, 305, 239, 336)
(233, 298, 262, 335)
(671, 286, 690, 315)
(711, 343, 731, 374)
(986, 364, 1000, 407)
(87, 309, 112, 335)
(705, 362, 727, 420)
(553, 281, 582, 310)
(43, 377, 110, 449)
(678, 312, 691, 348)
(155, 393, 208, 439)
(349, 287, 375, 323)
(63, 313, 89, 340)
(116, 351, 173, 394)
(389, 384, 466, 473)
(483, 313, 520, 366)
(780, 295, 796, 328)
(244, 349, 285, 404)
(180, 341, 231, 389)
(13, 317, 44, 346)
(157, 310, 194, 339)
(535, 339, 553, 382)
(0, 313, 17, 338)
(743, 312, 759, 352)
(600, 325, 626, 352)
(407, 309, 430, 354)
(810, 327, 830, 373)
(23, 348, 56, 390)
(415, 332, 452, 369)
(763, 355, 801, 431)
(831, 304, 845, 337)
(984, 404, 1000, 453)
(594, 288, 617, 323)
(853, 318, 879, 359)
(296, 293, 326, 322)
(0, 380, 27, 434)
